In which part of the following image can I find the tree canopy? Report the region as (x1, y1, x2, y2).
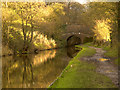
(2, 2, 118, 55)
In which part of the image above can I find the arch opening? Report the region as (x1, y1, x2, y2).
(67, 35, 81, 46)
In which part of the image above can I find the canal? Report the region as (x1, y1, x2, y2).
(2, 46, 80, 88)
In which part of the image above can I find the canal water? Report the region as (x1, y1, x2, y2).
(2, 46, 80, 88)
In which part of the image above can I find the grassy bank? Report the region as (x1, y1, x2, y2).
(103, 46, 118, 65)
(49, 45, 116, 88)
(103, 46, 118, 58)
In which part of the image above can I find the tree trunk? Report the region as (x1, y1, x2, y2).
(21, 11, 27, 52)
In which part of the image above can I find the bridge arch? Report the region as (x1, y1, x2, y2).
(67, 35, 81, 46)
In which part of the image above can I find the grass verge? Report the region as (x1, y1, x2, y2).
(103, 46, 118, 58)
(49, 45, 116, 88)
(103, 46, 118, 65)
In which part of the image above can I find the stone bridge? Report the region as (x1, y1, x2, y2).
(60, 24, 93, 46)
(61, 32, 93, 46)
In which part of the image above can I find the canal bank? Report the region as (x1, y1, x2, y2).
(49, 45, 117, 88)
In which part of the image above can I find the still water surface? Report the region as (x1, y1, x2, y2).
(2, 46, 80, 88)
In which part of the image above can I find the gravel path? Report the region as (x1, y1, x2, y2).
(82, 46, 118, 87)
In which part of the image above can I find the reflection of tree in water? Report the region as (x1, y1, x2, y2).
(33, 50, 56, 66)
(2, 54, 35, 88)
(2, 49, 70, 88)
(2, 56, 19, 87)
(22, 55, 34, 88)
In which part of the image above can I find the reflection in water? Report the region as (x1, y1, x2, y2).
(67, 46, 80, 58)
(2, 46, 80, 88)
(33, 50, 56, 66)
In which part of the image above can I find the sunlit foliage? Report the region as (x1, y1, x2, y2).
(2, 2, 67, 54)
(83, 2, 118, 47)
(93, 20, 111, 41)
(33, 32, 56, 49)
